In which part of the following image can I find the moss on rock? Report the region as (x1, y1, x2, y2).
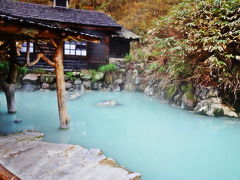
(165, 85, 177, 101)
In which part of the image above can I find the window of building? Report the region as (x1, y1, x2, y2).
(21, 42, 34, 53)
(55, 0, 68, 7)
(64, 41, 87, 56)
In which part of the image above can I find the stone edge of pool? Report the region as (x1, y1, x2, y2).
(0, 130, 141, 180)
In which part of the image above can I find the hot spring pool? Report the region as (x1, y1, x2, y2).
(1, 91, 240, 180)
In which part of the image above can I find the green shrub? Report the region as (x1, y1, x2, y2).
(98, 63, 117, 73)
(66, 71, 76, 81)
(0, 61, 10, 74)
(17, 66, 29, 75)
(124, 53, 133, 62)
(30, 68, 47, 74)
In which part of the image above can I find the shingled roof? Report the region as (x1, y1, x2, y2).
(0, 0, 121, 28)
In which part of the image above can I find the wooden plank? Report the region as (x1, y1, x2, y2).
(0, 164, 21, 180)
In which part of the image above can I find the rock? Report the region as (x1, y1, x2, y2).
(125, 70, 133, 82)
(144, 86, 155, 96)
(41, 83, 50, 89)
(93, 72, 104, 81)
(96, 100, 119, 107)
(194, 98, 238, 117)
(98, 83, 103, 90)
(83, 80, 91, 89)
(49, 83, 57, 90)
(65, 82, 74, 90)
(23, 74, 39, 83)
(135, 77, 142, 85)
(91, 81, 99, 90)
(68, 92, 82, 100)
(147, 77, 155, 86)
(114, 79, 123, 85)
(73, 79, 82, 85)
(181, 92, 195, 110)
(39, 75, 55, 84)
(124, 70, 137, 91)
(13, 119, 22, 123)
(174, 93, 183, 106)
(80, 70, 92, 80)
(21, 84, 39, 91)
(196, 86, 218, 100)
(0, 131, 140, 180)
(105, 72, 114, 84)
(164, 85, 177, 101)
(16, 83, 22, 90)
(119, 69, 126, 73)
(72, 72, 81, 76)
(132, 69, 138, 79)
(125, 83, 136, 91)
(112, 84, 121, 92)
(157, 77, 171, 89)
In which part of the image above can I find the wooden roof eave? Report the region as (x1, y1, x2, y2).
(0, 14, 101, 43)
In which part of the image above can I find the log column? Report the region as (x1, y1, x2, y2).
(54, 39, 70, 129)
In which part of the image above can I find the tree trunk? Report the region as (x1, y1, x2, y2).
(4, 84, 16, 113)
(0, 41, 18, 114)
(54, 39, 70, 129)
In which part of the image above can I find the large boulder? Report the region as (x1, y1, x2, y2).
(91, 81, 99, 90)
(80, 70, 92, 80)
(49, 83, 57, 90)
(180, 83, 196, 110)
(194, 98, 238, 117)
(92, 72, 104, 81)
(124, 70, 137, 91)
(114, 78, 123, 85)
(23, 74, 39, 84)
(144, 86, 155, 96)
(65, 82, 74, 90)
(181, 92, 195, 110)
(111, 84, 121, 92)
(41, 83, 50, 89)
(83, 80, 91, 89)
(105, 72, 114, 84)
(135, 76, 142, 85)
(195, 86, 218, 100)
(39, 74, 55, 84)
(73, 79, 82, 85)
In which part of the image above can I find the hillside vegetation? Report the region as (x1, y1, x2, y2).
(19, 0, 181, 35)
(18, 0, 240, 110)
(144, 0, 240, 110)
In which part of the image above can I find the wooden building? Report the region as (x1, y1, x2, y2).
(0, 0, 139, 70)
(0, 0, 139, 128)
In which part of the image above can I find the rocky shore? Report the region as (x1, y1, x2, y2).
(0, 130, 140, 180)
(17, 59, 239, 118)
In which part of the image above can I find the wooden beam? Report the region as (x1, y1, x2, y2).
(54, 38, 70, 129)
(27, 53, 56, 67)
(0, 164, 21, 180)
(0, 23, 100, 43)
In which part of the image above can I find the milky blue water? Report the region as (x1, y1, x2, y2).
(1, 91, 240, 180)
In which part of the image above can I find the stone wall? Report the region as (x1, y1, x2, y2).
(18, 60, 239, 118)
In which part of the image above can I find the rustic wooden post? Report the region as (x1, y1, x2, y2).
(54, 38, 70, 129)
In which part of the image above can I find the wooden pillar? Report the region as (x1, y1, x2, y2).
(54, 39, 70, 129)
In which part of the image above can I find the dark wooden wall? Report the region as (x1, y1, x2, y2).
(110, 38, 130, 58)
(17, 28, 112, 71)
